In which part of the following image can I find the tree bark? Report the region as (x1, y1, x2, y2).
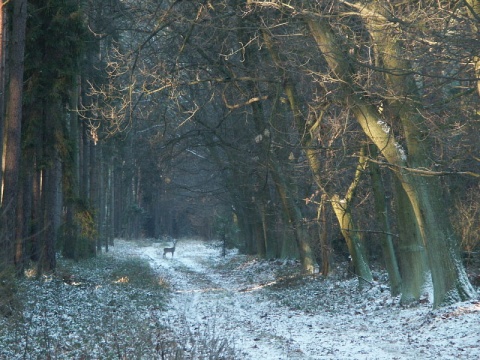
(306, 13, 476, 306)
(271, 162, 316, 273)
(393, 176, 429, 304)
(1, 0, 27, 272)
(0, 1, 6, 192)
(264, 30, 371, 278)
(317, 194, 330, 275)
(38, 156, 61, 273)
(329, 147, 373, 286)
(368, 145, 402, 296)
(63, 76, 82, 259)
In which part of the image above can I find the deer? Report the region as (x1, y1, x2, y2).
(163, 239, 177, 258)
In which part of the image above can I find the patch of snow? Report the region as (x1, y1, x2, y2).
(116, 238, 480, 360)
(377, 120, 391, 134)
(395, 142, 408, 161)
(2, 238, 477, 359)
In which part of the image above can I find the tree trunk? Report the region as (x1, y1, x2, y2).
(1, 0, 27, 273)
(30, 157, 42, 262)
(14, 150, 34, 274)
(89, 138, 101, 251)
(362, 3, 476, 305)
(307, 14, 476, 306)
(329, 147, 373, 286)
(270, 162, 316, 274)
(368, 145, 402, 296)
(104, 160, 115, 251)
(63, 76, 81, 259)
(236, 16, 278, 258)
(0, 1, 6, 192)
(38, 156, 61, 273)
(98, 144, 106, 246)
(264, 29, 372, 278)
(393, 176, 429, 304)
(317, 194, 330, 275)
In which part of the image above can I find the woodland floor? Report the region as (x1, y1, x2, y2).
(1, 238, 479, 359)
(115, 238, 480, 359)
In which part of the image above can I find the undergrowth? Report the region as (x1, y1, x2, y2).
(0, 248, 240, 359)
(0, 254, 178, 359)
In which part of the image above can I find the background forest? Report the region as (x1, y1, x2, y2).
(1, 0, 479, 312)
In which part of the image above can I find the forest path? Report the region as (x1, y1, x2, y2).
(133, 239, 302, 359)
(113, 238, 480, 360)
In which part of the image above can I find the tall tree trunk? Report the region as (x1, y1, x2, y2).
(80, 116, 91, 199)
(1, 0, 27, 273)
(317, 194, 330, 275)
(63, 76, 81, 259)
(31, 156, 42, 262)
(236, 15, 276, 258)
(105, 160, 115, 251)
(14, 150, 33, 274)
(270, 162, 316, 273)
(307, 14, 476, 306)
(97, 144, 106, 247)
(264, 30, 370, 278)
(362, 3, 475, 305)
(393, 177, 429, 305)
(329, 147, 373, 286)
(368, 145, 402, 296)
(0, 1, 6, 193)
(38, 155, 61, 273)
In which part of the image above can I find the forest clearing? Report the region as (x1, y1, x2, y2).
(1, 238, 479, 359)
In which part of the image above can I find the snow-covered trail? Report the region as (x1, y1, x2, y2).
(111, 238, 480, 360)
(127, 239, 300, 358)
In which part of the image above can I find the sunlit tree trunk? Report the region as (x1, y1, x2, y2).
(1, 0, 27, 273)
(264, 30, 370, 278)
(329, 147, 373, 286)
(307, 14, 476, 306)
(0, 1, 6, 193)
(364, 2, 475, 305)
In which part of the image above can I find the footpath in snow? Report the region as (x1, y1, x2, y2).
(111, 238, 480, 360)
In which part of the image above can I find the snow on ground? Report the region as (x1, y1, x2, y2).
(111, 238, 480, 360)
